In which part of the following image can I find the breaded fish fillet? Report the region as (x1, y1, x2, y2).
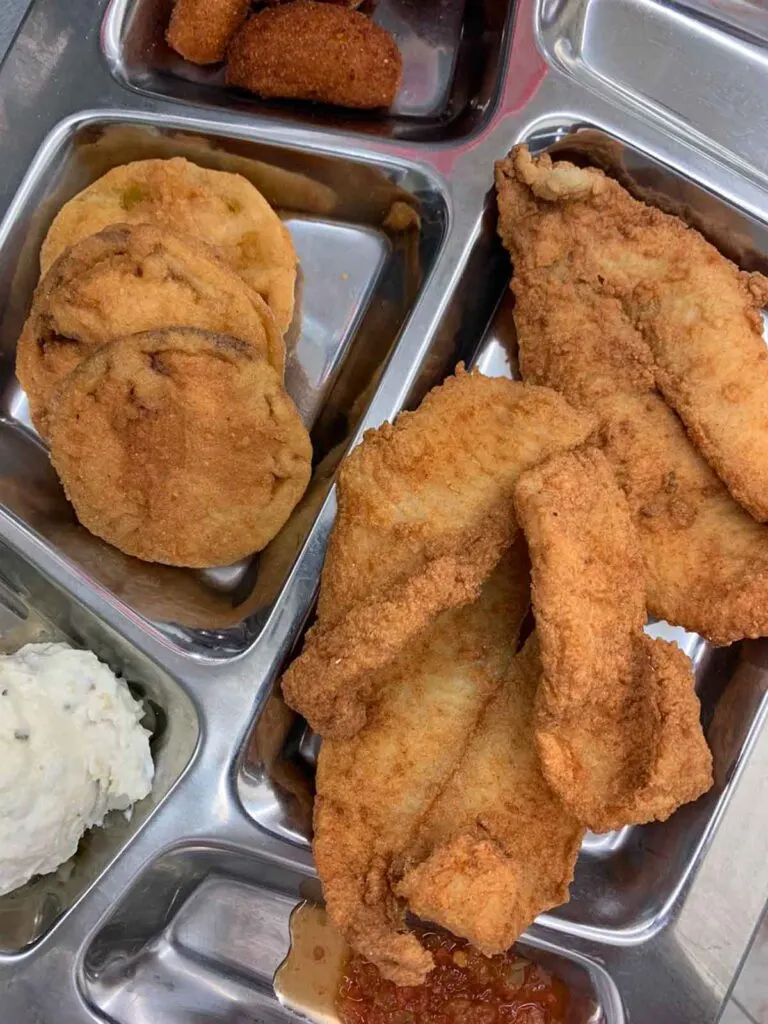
(514, 447, 713, 832)
(599, 392, 768, 644)
(313, 546, 530, 986)
(166, 0, 249, 64)
(18, 224, 284, 437)
(394, 635, 583, 954)
(281, 366, 595, 738)
(226, 3, 402, 110)
(496, 145, 768, 643)
(503, 146, 768, 521)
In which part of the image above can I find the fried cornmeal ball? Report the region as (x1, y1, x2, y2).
(18, 224, 285, 438)
(226, 3, 402, 110)
(48, 328, 312, 568)
(166, 0, 250, 64)
(40, 157, 297, 334)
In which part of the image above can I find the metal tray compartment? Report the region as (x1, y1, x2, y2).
(0, 534, 199, 953)
(675, 0, 768, 42)
(538, 0, 768, 186)
(79, 842, 616, 1023)
(103, 0, 515, 143)
(0, 112, 447, 660)
(236, 122, 768, 946)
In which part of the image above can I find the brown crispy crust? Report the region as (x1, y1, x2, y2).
(40, 157, 297, 334)
(167, 0, 250, 64)
(226, 3, 402, 110)
(281, 367, 596, 739)
(284, 539, 509, 738)
(514, 447, 712, 832)
(395, 636, 583, 955)
(498, 146, 768, 520)
(496, 144, 768, 644)
(597, 391, 768, 645)
(17, 223, 285, 438)
(314, 549, 531, 984)
(48, 327, 311, 567)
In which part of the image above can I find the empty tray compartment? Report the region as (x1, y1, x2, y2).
(538, 0, 768, 181)
(0, 536, 199, 953)
(236, 123, 768, 940)
(79, 844, 305, 1024)
(0, 112, 448, 660)
(103, 0, 514, 142)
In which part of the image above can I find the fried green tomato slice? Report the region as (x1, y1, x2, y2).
(18, 223, 285, 437)
(48, 327, 311, 567)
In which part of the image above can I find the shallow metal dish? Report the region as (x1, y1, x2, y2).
(0, 536, 199, 953)
(538, 0, 768, 188)
(103, 0, 515, 143)
(241, 118, 768, 959)
(0, 112, 446, 659)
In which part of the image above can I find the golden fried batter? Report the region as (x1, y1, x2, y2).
(166, 0, 249, 64)
(48, 328, 311, 567)
(40, 158, 297, 333)
(281, 366, 595, 739)
(598, 392, 768, 644)
(314, 547, 530, 986)
(226, 3, 402, 110)
(18, 224, 285, 437)
(514, 447, 713, 832)
(510, 145, 768, 521)
(395, 635, 583, 956)
(496, 144, 768, 643)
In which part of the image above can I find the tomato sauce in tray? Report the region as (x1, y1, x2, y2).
(337, 931, 571, 1024)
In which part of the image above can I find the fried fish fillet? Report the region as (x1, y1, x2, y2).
(18, 224, 285, 437)
(40, 158, 297, 333)
(598, 392, 768, 644)
(313, 546, 530, 986)
(514, 447, 713, 832)
(281, 366, 595, 738)
(226, 3, 402, 110)
(48, 328, 311, 567)
(496, 145, 768, 644)
(166, 0, 249, 64)
(394, 634, 583, 954)
(502, 145, 768, 521)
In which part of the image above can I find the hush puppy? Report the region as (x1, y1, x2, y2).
(167, 0, 250, 64)
(226, 2, 402, 110)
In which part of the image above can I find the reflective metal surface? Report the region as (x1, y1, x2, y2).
(0, 0, 766, 1021)
(538, 0, 768, 186)
(0, 114, 443, 657)
(103, 0, 515, 141)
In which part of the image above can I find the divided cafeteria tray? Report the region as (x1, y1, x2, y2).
(1, 0, 768, 1020)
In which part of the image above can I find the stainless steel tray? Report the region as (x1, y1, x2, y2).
(0, 0, 767, 1020)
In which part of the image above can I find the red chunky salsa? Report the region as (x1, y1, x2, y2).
(337, 931, 571, 1024)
